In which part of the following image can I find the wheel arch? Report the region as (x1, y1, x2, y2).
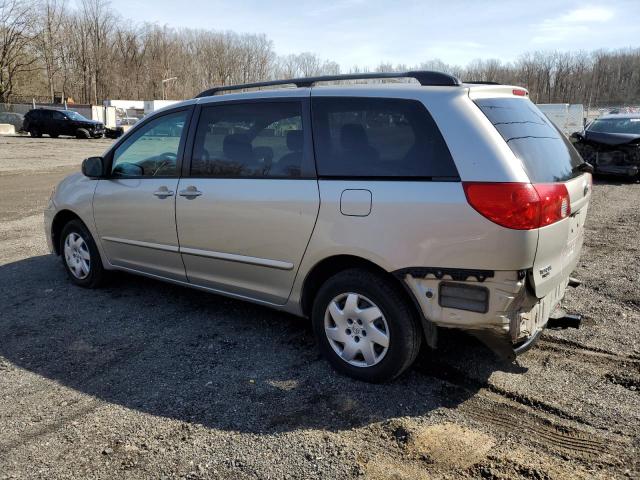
(300, 255, 423, 325)
(51, 209, 85, 255)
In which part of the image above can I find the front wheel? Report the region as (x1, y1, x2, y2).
(311, 269, 422, 383)
(76, 128, 90, 139)
(60, 219, 107, 288)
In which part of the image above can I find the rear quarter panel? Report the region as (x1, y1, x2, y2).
(289, 180, 538, 308)
(289, 86, 539, 311)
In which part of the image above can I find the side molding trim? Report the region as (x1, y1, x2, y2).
(180, 247, 294, 271)
(102, 237, 295, 271)
(102, 236, 179, 253)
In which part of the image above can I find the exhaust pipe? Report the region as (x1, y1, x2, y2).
(568, 277, 582, 288)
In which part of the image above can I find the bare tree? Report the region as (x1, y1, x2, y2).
(0, 0, 36, 102)
(3, 1, 640, 107)
(33, 0, 67, 102)
(80, 0, 113, 104)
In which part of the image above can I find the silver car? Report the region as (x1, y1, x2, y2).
(44, 71, 592, 382)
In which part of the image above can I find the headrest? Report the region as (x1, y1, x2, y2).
(223, 133, 252, 161)
(340, 123, 369, 150)
(286, 130, 303, 151)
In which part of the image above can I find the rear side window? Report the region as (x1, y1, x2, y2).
(475, 98, 583, 183)
(191, 102, 306, 178)
(312, 97, 458, 178)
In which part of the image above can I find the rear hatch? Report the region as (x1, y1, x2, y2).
(473, 93, 591, 298)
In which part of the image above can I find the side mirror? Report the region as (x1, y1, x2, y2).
(81, 156, 104, 178)
(569, 132, 583, 143)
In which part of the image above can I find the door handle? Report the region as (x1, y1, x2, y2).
(179, 186, 203, 198)
(153, 187, 174, 198)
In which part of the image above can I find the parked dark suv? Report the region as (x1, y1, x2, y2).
(23, 108, 104, 139)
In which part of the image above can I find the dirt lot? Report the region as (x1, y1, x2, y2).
(0, 135, 639, 479)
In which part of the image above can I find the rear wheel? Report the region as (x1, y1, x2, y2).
(60, 219, 106, 288)
(49, 133, 59, 138)
(30, 129, 41, 138)
(76, 128, 90, 139)
(311, 268, 422, 383)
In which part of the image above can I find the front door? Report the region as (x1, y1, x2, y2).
(49, 110, 64, 136)
(93, 108, 191, 281)
(176, 99, 319, 304)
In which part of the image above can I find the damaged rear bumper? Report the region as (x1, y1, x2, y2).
(396, 268, 574, 358)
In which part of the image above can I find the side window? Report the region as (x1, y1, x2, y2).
(51, 111, 65, 121)
(111, 110, 187, 177)
(311, 97, 457, 178)
(191, 102, 304, 178)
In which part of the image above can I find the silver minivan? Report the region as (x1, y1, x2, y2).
(44, 71, 592, 382)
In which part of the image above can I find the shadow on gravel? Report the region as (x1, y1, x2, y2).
(593, 177, 639, 186)
(0, 255, 524, 433)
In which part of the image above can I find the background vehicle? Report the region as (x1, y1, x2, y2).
(116, 116, 139, 127)
(23, 108, 104, 139)
(571, 113, 640, 178)
(0, 111, 25, 132)
(44, 72, 591, 383)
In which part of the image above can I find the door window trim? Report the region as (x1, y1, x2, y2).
(182, 98, 317, 179)
(103, 105, 195, 180)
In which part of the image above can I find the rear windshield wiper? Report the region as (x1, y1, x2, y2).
(574, 162, 594, 174)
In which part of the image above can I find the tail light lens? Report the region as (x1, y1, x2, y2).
(463, 182, 570, 230)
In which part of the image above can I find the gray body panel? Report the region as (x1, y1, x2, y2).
(93, 178, 187, 281)
(175, 178, 320, 304)
(298, 180, 537, 272)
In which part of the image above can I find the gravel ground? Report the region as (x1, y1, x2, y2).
(0, 136, 638, 479)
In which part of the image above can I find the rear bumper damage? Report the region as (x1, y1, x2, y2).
(396, 268, 581, 359)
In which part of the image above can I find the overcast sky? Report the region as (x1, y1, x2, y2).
(108, 0, 640, 68)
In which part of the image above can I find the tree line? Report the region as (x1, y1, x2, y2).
(2, 0, 639, 106)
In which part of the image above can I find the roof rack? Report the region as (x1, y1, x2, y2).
(195, 71, 461, 98)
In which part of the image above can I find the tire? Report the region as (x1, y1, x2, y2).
(49, 133, 59, 138)
(30, 129, 41, 138)
(59, 219, 107, 288)
(76, 128, 90, 139)
(311, 268, 422, 383)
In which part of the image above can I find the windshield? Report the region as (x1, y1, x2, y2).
(475, 97, 584, 183)
(65, 110, 89, 121)
(588, 117, 640, 135)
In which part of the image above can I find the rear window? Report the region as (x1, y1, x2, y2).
(312, 97, 458, 179)
(475, 98, 583, 183)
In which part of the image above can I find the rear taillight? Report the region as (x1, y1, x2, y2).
(463, 182, 570, 230)
(533, 183, 571, 227)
